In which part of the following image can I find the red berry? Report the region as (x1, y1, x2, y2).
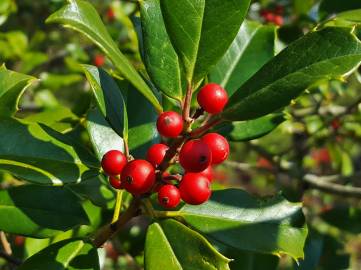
(101, 150, 127, 176)
(156, 111, 183, 138)
(106, 8, 115, 21)
(197, 83, 228, 114)
(179, 139, 212, 172)
(14, 236, 25, 246)
(146, 143, 169, 168)
(109, 176, 122, 189)
(179, 173, 211, 205)
(331, 118, 341, 131)
(158, 185, 181, 208)
(105, 242, 118, 261)
(121, 160, 155, 195)
(273, 15, 284, 26)
(94, 54, 105, 67)
(198, 165, 213, 181)
(256, 157, 273, 170)
(264, 12, 275, 23)
(202, 133, 229, 164)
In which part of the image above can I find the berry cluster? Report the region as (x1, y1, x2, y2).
(260, 5, 284, 26)
(101, 83, 230, 209)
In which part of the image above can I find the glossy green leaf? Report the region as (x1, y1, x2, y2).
(68, 175, 115, 210)
(210, 20, 276, 96)
(0, 65, 36, 117)
(222, 27, 361, 121)
(161, 0, 250, 85)
(145, 219, 230, 270)
(82, 65, 127, 140)
(217, 114, 285, 142)
(140, 0, 183, 101)
(179, 189, 308, 260)
(25, 106, 79, 133)
(86, 108, 124, 161)
(18, 238, 100, 270)
(0, 185, 89, 238)
(118, 81, 160, 158)
(46, 0, 162, 113)
(0, 118, 99, 185)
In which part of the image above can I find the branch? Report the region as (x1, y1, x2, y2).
(93, 198, 141, 248)
(0, 251, 22, 266)
(304, 174, 361, 198)
(0, 232, 12, 256)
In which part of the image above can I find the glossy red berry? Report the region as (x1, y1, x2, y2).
(197, 83, 228, 114)
(94, 54, 105, 67)
(198, 165, 213, 181)
(179, 173, 211, 205)
(158, 185, 181, 208)
(121, 160, 155, 195)
(106, 8, 115, 21)
(109, 176, 122, 189)
(156, 111, 183, 138)
(202, 133, 229, 164)
(264, 12, 275, 23)
(101, 150, 127, 176)
(273, 15, 284, 26)
(179, 139, 212, 172)
(146, 143, 169, 168)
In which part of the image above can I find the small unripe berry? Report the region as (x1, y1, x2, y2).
(179, 173, 211, 205)
(121, 160, 155, 195)
(158, 184, 181, 208)
(146, 143, 169, 168)
(109, 176, 122, 189)
(202, 133, 229, 164)
(179, 139, 212, 172)
(94, 54, 105, 67)
(197, 83, 228, 114)
(156, 111, 183, 138)
(101, 150, 127, 176)
(198, 165, 213, 181)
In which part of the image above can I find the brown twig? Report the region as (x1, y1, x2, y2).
(0, 232, 12, 256)
(190, 118, 223, 138)
(0, 251, 22, 266)
(93, 198, 141, 248)
(303, 174, 361, 198)
(183, 83, 193, 129)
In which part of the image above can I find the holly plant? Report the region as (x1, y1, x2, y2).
(1, 0, 361, 269)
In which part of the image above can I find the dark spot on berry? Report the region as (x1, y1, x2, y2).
(199, 155, 207, 163)
(162, 197, 169, 204)
(126, 176, 133, 184)
(164, 116, 172, 126)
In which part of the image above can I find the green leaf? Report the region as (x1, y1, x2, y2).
(161, 0, 250, 85)
(145, 219, 230, 270)
(217, 114, 285, 142)
(46, 0, 162, 113)
(0, 118, 99, 185)
(179, 189, 308, 260)
(140, 0, 183, 101)
(118, 81, 160, 158)
(18, 238, 100, 270)
(0, 65, 36, 117)
(68, 175, 115, 210)
(82, 65, 127, 140)
(86, 108, 124, 161)
(222, 27, 361, 121)
(0, 185, 89, 238)
(210, 20, 276, 96)
(25, 106, 79, 133)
